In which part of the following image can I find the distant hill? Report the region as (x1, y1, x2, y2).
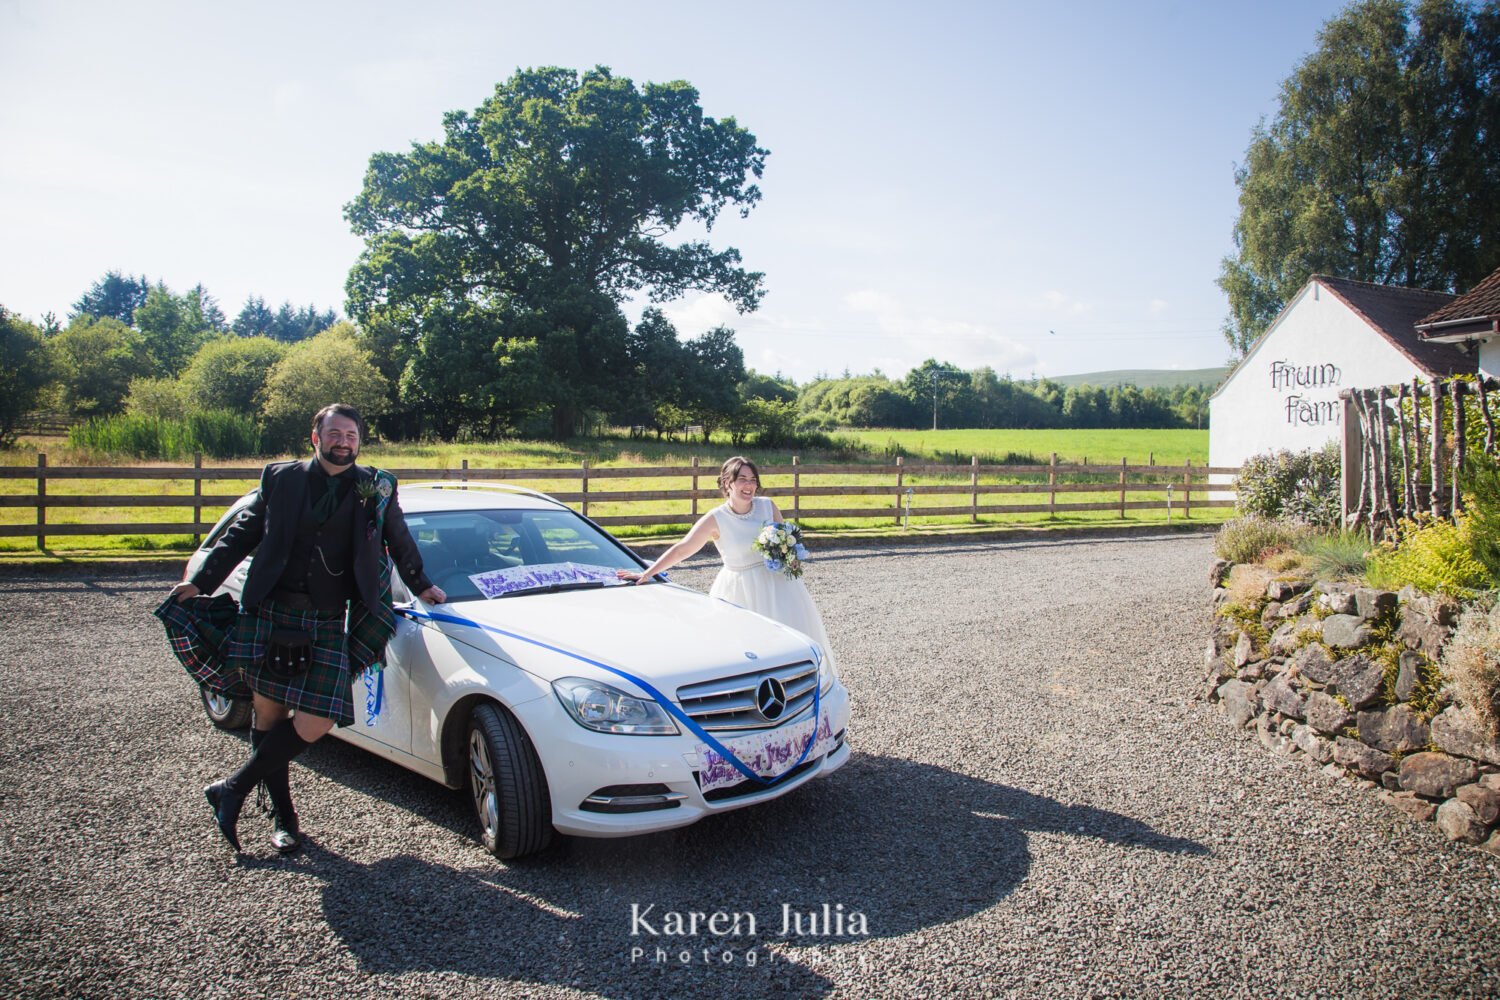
(1047, 367, 1229, 390)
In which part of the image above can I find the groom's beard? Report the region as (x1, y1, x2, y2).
(318, 443, 357, 467)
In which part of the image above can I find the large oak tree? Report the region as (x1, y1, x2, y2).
(344, 66, 767, 437)
(1219, 0, 1500, 356)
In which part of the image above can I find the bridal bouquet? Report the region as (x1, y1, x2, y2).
(753, 521, 809, 579)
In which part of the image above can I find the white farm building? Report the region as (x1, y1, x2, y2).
(1209, 275, 1472, 470)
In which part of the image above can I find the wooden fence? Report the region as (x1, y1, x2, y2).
(0, 454, 1240, 549)
(1340, 376, 1498, 531)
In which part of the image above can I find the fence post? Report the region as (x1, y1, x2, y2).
(581, 459, 589, 518)
(193, 453, 204, 546)
(1183, 459, 1192, 519)
(792, 455, 801, 521)
(1451, 380, 1465, 515)
(894, 456, 904, 525)
(970, 455, 979, 523)
(691, 456, 699, 518)
(1048, 452, 1057, 519)
(36, 452, 46, 550)
(1340, 393, 1362, 524)
(1119, 457, 1127, 519)
(1430, 384, 1444, 519)
(461, 458, 468, 487)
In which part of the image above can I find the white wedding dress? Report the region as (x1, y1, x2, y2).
(707, 496, 836, 669)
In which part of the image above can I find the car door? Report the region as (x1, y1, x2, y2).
(344, 574, 417, 755)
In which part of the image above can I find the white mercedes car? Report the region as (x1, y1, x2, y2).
(186, 483, 851, 858)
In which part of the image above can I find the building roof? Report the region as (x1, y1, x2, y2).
(1415, 265, 1500, 341)
(1314, 274, 1469, 378)
(1209, 274, 1470, 401)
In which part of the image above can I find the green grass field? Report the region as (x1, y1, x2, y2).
(844, 428, 1211, 466)
(0, 428, 1227, 559)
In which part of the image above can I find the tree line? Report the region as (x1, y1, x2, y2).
(0, 270, 1208, 454)
(792, 361, 1211, 432)
(0, 272, 350, 450)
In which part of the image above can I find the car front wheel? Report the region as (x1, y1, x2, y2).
(468, 702, 553, 859)
(200, 685, 252, 730)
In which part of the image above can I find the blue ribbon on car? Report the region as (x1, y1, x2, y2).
(394, 605, 824, 787)
(363, 665, 384, 725)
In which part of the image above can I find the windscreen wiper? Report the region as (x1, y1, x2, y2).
(493, 580, 614, 598)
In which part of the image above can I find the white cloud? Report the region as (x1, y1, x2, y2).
(1038, 289, 1092, 316)
(658, 292, 741, 335)
(754, 346, 806, 377)
(1148, 298, 1169, 315)
(844, 289, 899, 314)
(840, 287, 1037, 375)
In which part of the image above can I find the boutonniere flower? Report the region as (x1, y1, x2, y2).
(355, 480, 379, 507)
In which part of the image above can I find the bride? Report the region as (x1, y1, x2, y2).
(619, 456, 836, 665)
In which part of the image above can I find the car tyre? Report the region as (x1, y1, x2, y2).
(200, 685, 253, 730)
(468, 702, 553, 859)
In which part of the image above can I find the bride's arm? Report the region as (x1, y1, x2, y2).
(620, 512, 718, 583)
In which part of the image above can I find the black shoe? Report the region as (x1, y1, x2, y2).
(269, 811, 301, 854)
(204, 781, 245, 853)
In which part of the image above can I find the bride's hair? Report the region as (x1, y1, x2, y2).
(718, 456, 760, 496)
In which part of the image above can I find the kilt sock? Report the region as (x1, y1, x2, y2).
(223, 718, 312, 797)
(249, 724, 297, 828)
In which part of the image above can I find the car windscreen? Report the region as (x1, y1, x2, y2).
(406, 507, 642, 602)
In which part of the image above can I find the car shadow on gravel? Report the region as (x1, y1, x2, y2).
(296, 746, 1206, 996)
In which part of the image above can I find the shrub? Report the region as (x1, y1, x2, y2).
(1293, 530, 1373, 581)
(178, 335, 286, 416)
(185, 410, 262, 458)
(1237, 444, 1341, 527)
(68, 410, 260, 460)
(1214, 516, 1306, 563)
(1365, 515, 1489, 596)
(1460, 453, 1500, 586)
(260, 325, 389, 450)
(1263, 549, 1307, 574)
(1441, 598, 1500, 739)
(124, 376, 186, 420)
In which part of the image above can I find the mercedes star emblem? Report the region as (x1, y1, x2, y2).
(756, 677, 787, 721)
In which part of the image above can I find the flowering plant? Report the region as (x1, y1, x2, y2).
(753, 521, 809, 579)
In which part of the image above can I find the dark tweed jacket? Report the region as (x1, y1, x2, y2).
(190, 459, 432, 614)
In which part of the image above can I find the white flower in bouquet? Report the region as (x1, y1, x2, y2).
(752, 520, 808, 579)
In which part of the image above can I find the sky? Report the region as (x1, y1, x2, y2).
(0, 0, 1353, 384)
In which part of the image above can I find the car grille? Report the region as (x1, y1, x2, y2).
(676, 660, 819, 731)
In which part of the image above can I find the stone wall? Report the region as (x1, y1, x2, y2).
(1204, 560, 1500, 854)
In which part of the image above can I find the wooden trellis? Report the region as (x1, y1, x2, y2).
(1340, 375, 1500, 533)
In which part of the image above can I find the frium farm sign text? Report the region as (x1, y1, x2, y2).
(1269, 360, 1341, 426)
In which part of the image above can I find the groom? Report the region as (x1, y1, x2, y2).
(170, 403, 444, 853)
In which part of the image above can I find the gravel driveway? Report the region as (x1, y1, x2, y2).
(2, 533, 1497, 999)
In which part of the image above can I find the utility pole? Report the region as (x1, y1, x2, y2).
(932, 370, 940, 430)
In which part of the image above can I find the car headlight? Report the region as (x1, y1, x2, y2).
(816, 645, 837, 694)
(552, 677, 679, 736)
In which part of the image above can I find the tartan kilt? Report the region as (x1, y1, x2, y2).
(228, 599, 356, 727)
(153, 593, 252, 700)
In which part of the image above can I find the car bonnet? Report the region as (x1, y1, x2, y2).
(412, 582, 821, 692)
